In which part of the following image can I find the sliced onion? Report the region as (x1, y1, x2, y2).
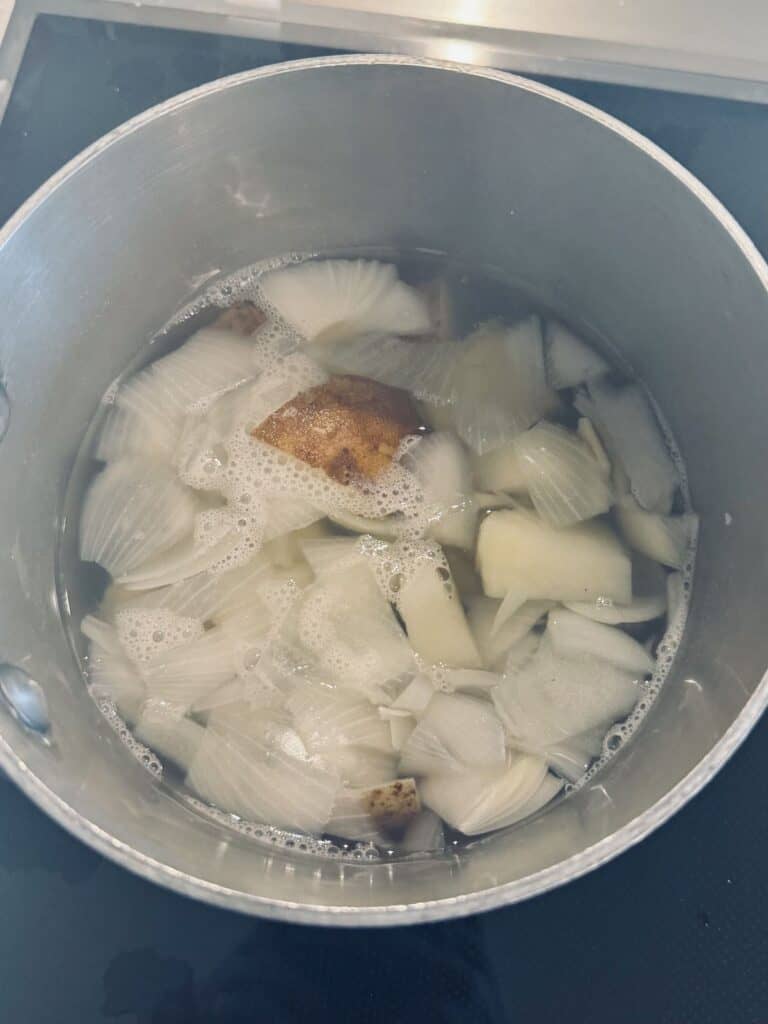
(577, 417, 611, 475)
(615, 496, 698, 570)
(81, 614, 125, 656)
(388, 715, 416, 753)
(472, 444, 528, 494)
(492, 639, 639, 748)
(326, 333, 459, 401)
(80, 458, 198, 577)
(546, 609, 655, 675)
(565, 590, 666, 625)
(477, 509, 632, 605)
(399, 721, 464, 776)
(318, 746, 398, 788)
(151, 328, 257, 413)
(143, 628, 237, 706)
(289, 684, 393, 755)
(96, 367, 186, 464)
(473, 491, 522, 510)
(545, 320, 608, 389)
(134, 702, 204, 772)
(424, 692, 506, 768)
(259, 259, 430, 344)
(297, 561, 415, 699)
(512, 421, 613, 527)
(118, 501, 265, 589)
(401, 432, 476, 550)
(450, 318, 554, 455)
(87, 636, 146, 725)
(390, 675, 435, 714)
(114, 606, 205, 665)
(327, 509, 403, 540)
(419, 752, 549, 835)
(542, 729, 604, 782)
(468, 596, 552, 671)
(576, 380, 679, 514)
(441, 668, 502, 694)
(301, 536, 364, 577)
(187, 720, 339, 833)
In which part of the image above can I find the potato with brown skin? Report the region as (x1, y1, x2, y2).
(251, 374, 423, 484)
(363, 778, 421, 836)
(213, 301, 267, 336)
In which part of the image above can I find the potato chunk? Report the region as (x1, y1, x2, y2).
(251, 374, 422, 483)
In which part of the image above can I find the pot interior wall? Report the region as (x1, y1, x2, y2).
(0, 60, 766, 917)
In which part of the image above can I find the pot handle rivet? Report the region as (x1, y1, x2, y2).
(0, 665, 50, 734)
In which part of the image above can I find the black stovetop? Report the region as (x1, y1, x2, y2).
(0, 18, 767, 1023)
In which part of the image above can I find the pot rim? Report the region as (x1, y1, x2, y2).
(1, 53, 766, 926)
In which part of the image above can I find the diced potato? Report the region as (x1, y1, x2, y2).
(477, 509, 631, 604)
(397, 560, 482, 668)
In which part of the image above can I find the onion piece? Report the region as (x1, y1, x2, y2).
(473, 491, 522, 511)
(545, 320, 608, 389)
(492, 640, 639, 748)
(401, 432, 476, 550)
(577, 417, 611, 475)
(289, 684, 393, 755)
(327, 509, 403, 540)
(421, 692, 506, 768)
(297, 561, 415, 700)
(118, 499, 265, 589)
(576, 380, 679, 514)
(187, 720, 339, 833)
(546, 609, 655, 675)
(472, 444, 528, 494)
(441, 668, 502, 694)
(399, 721, 464, 777)
(390, 675, 435, 714)
(467, 596, 552, 671)
(143, 628, 237, 707)
(133, 702, 204, 772)
(81, 614, 125, 656)
(419, 752, 548, 835)
(450, 319, 554, 455)
(80, 458, 198, 577)
(615, 496, 698, 570)
(151, 328, 257, 413)
(477, 509, 632, 605)
(388, 715, 416, 753)
(541, 729, 604, 782)
(325, 333, 459, 400)
(513, 421, 613, 527)
(565, 590, 666, 625)
(86, 636, 146, 725)
(95, 367, 186, 464)
(259, 259, 430, 344)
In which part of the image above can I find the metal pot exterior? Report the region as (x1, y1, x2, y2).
(0, 55, 766, 925)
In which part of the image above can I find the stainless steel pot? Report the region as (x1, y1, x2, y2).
(0, 55, 766, 926)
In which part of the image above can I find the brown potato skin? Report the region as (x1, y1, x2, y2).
(251, 374, 423, 483)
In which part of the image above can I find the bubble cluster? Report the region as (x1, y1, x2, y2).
(96, 697, 163, 777)
(115, 607, 204, 664)
(182, 794, 383, 861)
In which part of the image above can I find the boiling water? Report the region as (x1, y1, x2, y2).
(59, 249, 696, 859)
